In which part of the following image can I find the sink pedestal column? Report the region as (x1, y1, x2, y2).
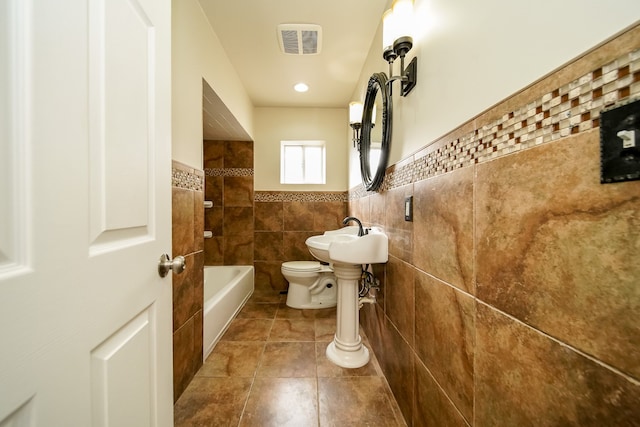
(326, 263, 369, 368)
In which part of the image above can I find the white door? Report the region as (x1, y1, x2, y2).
(0, 0, 173, 426)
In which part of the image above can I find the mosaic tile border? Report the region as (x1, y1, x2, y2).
(172, 166, 204, 191)
(353, 47, 640, 195)
(205, 168, 254, 177)
(255, 191, 348, 203)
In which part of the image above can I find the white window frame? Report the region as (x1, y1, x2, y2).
(280, 140, 326, 184)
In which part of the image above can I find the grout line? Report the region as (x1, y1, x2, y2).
(415, 356, 472, 427)
(475, 299, 640, 386)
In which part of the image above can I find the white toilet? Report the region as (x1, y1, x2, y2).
(281, 261, 337, 309)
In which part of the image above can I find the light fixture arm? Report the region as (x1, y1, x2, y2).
(385, 36, 417, 97)
(350, 122, 362, 150)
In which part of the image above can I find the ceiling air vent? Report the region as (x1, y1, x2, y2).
(277, 24, 322, 55)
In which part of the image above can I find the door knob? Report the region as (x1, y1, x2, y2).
(158, 254, 186, 277)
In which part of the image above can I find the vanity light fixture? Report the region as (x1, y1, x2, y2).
(349, 101, 363, 149)
(382, 0, 417, 96)
(349, 101, 376, 149)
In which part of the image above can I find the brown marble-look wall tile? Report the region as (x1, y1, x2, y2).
(204, 207, 223, 236)
(370, 192, 386, 227)
(284, 202, 315, 231)
(173, 317, 197, 402)
(413, 167, 474, 294)
(194, 190, 204, 252)
(371, 262, 386, 311)
(476, 303, 640, 426)
(414, 270, 474, 422)
(224, 140, 253, 168)
(204, 236, 223, 265)
(414, 359, 468, 427)
(284, 231, 317, 261)
(476, 131, 640, 378)
(313, 201, 347, 231)
(360, 303, 385, 360)
(223, 207, 254, 235)
(378, 314, 414, 424)
(172, 252, 204, 331)
(254, 232, 284, 261)
(384, 185, 413, 263)
(191, 251, 204, 313)
(255, 202, 283, 231)
(173, 187, 195, 258)
(172, 162, 205, 402)
(224, 176, 254, 207)
(357, 195, 371, 225)
(172, 255, 191, 332)
(192, 310, 203, 376)
(385, 256, 415, 348)
(203, 140, 224, 169)
(254, 261, 288, 292)
(224, 233, 254, 265)
(204, 176, 223, 207)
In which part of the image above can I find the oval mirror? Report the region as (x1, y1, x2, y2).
(359, 72, 392, 191)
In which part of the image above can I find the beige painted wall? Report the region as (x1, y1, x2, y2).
(349, 0, 640, 188)
(254, 107, 350, 191)
(172, 0, 254, 168)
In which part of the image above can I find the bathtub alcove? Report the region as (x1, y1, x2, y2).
(203, 265, 254, 359)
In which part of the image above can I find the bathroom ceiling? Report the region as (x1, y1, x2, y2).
(198, 0, 389, 109)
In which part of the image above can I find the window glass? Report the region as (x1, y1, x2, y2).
(280, 141, 326, 184)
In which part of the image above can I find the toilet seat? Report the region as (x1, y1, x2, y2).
(282, 261, 321, 272)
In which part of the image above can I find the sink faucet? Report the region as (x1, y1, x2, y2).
(343, 216, 365, 237)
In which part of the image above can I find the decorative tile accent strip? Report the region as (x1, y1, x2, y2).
(348, 185, 378, 201)
(352, 48, 640, 196)
(172, 166, 204, 191)
(205, 168, 254, 177)
(255, 191, 348, 202)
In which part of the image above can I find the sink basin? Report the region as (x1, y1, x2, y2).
(305, 226, 388, 265)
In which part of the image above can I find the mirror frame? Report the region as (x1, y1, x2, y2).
(359, 72, 392, 191)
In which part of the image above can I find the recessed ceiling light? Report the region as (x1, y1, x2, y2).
(294, 83, 309, 93)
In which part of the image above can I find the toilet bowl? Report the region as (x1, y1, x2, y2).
(282, 261, 337, 309)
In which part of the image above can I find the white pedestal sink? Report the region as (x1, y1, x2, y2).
(306, 226, 388, 368)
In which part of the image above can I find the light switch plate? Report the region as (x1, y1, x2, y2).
(600, 98, 640, 184)
(404, 196, 413, 221)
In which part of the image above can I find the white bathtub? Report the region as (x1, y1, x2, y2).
(203, 265, 254, 360)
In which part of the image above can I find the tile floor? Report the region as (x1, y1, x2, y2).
(174, 290, 407, 427)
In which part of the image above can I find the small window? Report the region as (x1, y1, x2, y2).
(280, 141, 326, 184)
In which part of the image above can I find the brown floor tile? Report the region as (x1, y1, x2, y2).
(174, 377, 252, 427)
(249, 289, 283, 303)
(269, 319, 316, 341)
(239, 378, 318, 427)
(237, 302, 279, 319)
(315, 342, 380, 378)
(275, 302, 317, 319)
(314, 317, 336, 342)
(257, 342, 317, 378)
(175, 294, 406, 426)
(220, 318, 273, 341)
(197, 341, 265, 378)
(318, 377, 406, 426)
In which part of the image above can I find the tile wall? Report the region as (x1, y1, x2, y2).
(350, 25, 640, 426)
(254, 191, 348, 293)
(203, 140, 255, 265)
(171, 161, 205, 401)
